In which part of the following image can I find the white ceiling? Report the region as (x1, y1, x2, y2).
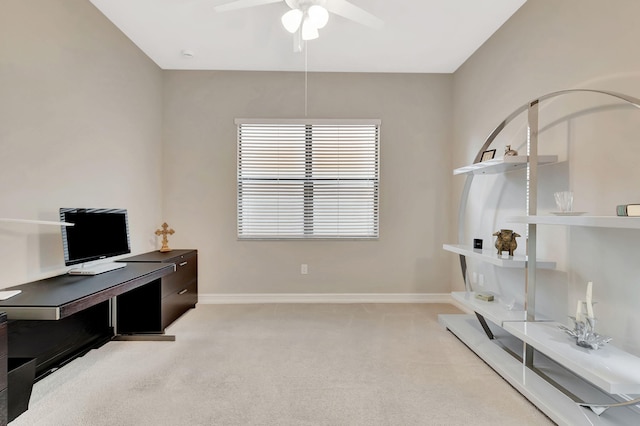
(89, 0, 527, 73)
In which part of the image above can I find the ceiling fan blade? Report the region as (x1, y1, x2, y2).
(214, 0, 282, 12)
(324, 0, 384, 30)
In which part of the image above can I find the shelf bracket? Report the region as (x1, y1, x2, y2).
(459, 254, 469, 292)
(578, 397, 640, 416)
(475, 312, 495, 340)
(524, 99, 539, 368)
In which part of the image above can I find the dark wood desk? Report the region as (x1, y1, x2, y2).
(0, 263, 174, 321)
(0, 263, 175, 380)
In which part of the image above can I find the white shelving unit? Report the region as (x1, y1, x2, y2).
(453, 155, 557, 175)
(508, 215, 640, 229)
(440, 315, 640, 426)
(443, 244, 556, 269)
(451, 291, 526, 326)
(504, 321, 640, 395)
(443, 90, 640, 424)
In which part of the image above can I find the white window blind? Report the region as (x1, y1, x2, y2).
(237, 119, 380, 239)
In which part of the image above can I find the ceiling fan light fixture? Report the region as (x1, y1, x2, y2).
(301, 18, 319, 40)
(307, 5, 329, 29)
(281, 8, 303, 33)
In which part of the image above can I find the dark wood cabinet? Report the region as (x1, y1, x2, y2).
(116, 250, 197, 334)
(0, 313, 7, 426)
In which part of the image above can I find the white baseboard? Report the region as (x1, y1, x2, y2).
(198, 293, 454, 304)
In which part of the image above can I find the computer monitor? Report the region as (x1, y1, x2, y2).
(59, 208, 131, 266)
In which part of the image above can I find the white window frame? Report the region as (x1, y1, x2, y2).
(236, 118, 380, 240)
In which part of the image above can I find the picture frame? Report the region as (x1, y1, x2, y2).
(480, 149, 496, 162)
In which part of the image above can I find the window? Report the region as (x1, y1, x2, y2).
(237, 119, 380, 239)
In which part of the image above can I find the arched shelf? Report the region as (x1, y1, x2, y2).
(441, 89, 640, 424)
(452, 89, 640, 286)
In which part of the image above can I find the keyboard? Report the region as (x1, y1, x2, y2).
(68, 262, 126, 276)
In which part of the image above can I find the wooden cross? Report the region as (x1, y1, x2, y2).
(155, 222, 175, 252)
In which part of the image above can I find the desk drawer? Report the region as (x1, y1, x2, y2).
(0, 319, 7, 392)
(161, 255, 197, 299)
(0, 355, 5, 391)
(0, 321, 6, 360)
(0, 388, 6, 426)
(161, 281, 197, 329)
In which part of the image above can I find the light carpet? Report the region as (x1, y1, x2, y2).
(11, 303, 553, 425)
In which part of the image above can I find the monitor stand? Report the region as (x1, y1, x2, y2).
(68, 262, 126, 276)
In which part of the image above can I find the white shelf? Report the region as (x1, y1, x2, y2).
(451, 291, 526, 326)
(443, 244, 556, 269)
(0, 218, 73, 226)
(453, 155, 558, 175)
(503, 321, 640, 394)
(507, 215, 640, 229)
(440, 314, 640, 425)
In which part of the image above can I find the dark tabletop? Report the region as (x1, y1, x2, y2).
(1, 263, 174, 308)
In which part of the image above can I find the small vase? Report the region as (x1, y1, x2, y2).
(504, 145, 518, 156)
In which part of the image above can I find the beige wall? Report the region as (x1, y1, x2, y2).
(163, 71, 453, 295)
(0, 0, 164, 286)
(452, 0, 640, 354)
(1, 1, 452, 296)
(7, 0, 639, 344)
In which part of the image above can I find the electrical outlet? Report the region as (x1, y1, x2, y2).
(471, 272, 478, 284)
(478, 273, 485, 286)
(301, 264, 308, 275)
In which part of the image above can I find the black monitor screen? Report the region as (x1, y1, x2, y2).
(60, 208, 131, 266)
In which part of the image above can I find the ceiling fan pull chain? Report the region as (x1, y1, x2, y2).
(305, 41, 308, 117)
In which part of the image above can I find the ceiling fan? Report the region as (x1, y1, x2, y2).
(214, 0, 384, 50)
